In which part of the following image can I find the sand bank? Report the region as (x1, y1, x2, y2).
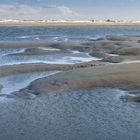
(12, 63, 140, 102)
(8, 47, 67, 56)
(1, 35, 140, 102)
(0, 62, 104, 77)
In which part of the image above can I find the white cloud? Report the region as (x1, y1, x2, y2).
(57, 6, 75, 16)
(0, 4, 77, 20)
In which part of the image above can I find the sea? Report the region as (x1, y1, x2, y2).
(1, 25, 140, 41)
(0, 25, 140, 140)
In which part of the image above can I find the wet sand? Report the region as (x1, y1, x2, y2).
(1, 34, 140, 139)
(0, 62, 104, 77)
(1, 35, 140, 102)
(2, 35, 140, 64)
(14, 63, 140, 101)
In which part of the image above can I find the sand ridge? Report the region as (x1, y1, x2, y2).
(1, 35, 140, 102)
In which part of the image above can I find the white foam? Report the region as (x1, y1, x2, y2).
(87, 36, 102, 41)
(17, 36, 30, 39)
(39, 47, 60, 51)
(35, 37, 40, 40)
(71, 50, 81, 54)
(17, 36, 40, 40)
(64, 56, 100, 63)
(120, 60, 140, 64)
(108, 54, 119, 57)
(53, 37, 59, 42)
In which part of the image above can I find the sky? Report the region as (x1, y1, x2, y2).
(0, 0, 140, 20)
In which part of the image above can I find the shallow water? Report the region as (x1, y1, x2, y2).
(0, 48, 100, 65)
(1, 25, 140, 65)
(0, 48, 25, 56)
(1, 25, 140, 41)
(0, 88, 140, 140)
(0, 71, 59, 96)
(0, 25, 140, 140)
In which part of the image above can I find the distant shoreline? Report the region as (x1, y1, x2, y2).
(1, 21, 140, 26)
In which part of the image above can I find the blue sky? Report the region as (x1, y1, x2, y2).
(0, 0, 140, 20)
